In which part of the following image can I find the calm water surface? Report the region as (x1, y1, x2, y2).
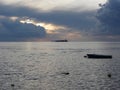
(0, 42, 120, 90)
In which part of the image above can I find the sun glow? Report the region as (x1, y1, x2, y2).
(37, 23, 65, 34)
(20, 18, 66, 34)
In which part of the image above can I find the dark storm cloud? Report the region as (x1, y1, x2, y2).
(0, 18, 46, 41)
(38, 11, 97, 31)
(0, 4, 96, 31)
(0, 4, 37, 17)
(97, 0, 120, 35)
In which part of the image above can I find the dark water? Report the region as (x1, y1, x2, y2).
(0, 42, 120, 90)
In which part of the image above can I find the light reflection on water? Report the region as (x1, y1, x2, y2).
(0, 42, 120, 90)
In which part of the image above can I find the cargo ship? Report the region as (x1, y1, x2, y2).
(53, 39, 68, 42)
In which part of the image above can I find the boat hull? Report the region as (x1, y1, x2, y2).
(86, 54, 112, 59)
(54, 40, 68, 42)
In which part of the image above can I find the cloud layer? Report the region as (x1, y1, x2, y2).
(0, 0, 106, 11)
(0, 0, 120, 41)
(0, 17, 46, 41)
(0, 4, 96, 31)
(97, 0, 120, 35)
(0, 4, 97, 41)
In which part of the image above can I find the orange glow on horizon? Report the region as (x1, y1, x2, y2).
(36, 23, 66, 34)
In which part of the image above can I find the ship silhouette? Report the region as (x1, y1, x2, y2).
(53, 39, 68, 42)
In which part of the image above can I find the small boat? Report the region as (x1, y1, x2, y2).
(84, 54, 112, 59)
(54, 39, 68, 42)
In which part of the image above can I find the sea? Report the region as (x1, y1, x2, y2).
(0, 42, 120, 90)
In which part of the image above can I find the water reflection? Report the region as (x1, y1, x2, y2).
(0, 42, 120, 90)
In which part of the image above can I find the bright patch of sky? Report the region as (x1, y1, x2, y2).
(0, 0, 107, 11)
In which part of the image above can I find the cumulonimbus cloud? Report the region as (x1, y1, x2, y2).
(97, 0, 120, 35)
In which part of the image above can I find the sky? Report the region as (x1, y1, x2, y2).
(0, 0, 120, 41)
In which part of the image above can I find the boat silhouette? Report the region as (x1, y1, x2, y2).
(84, 54, 112, 59)
(54, 39, 68, 42)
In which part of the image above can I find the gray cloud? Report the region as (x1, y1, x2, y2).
(0, 17, 46, 41)
(0, 1, 119, 41)
(37, 11, 97, 31)
(0, 4, 97, 31)
(0, 4, 38, 17)
(97, 0, 120, 35)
